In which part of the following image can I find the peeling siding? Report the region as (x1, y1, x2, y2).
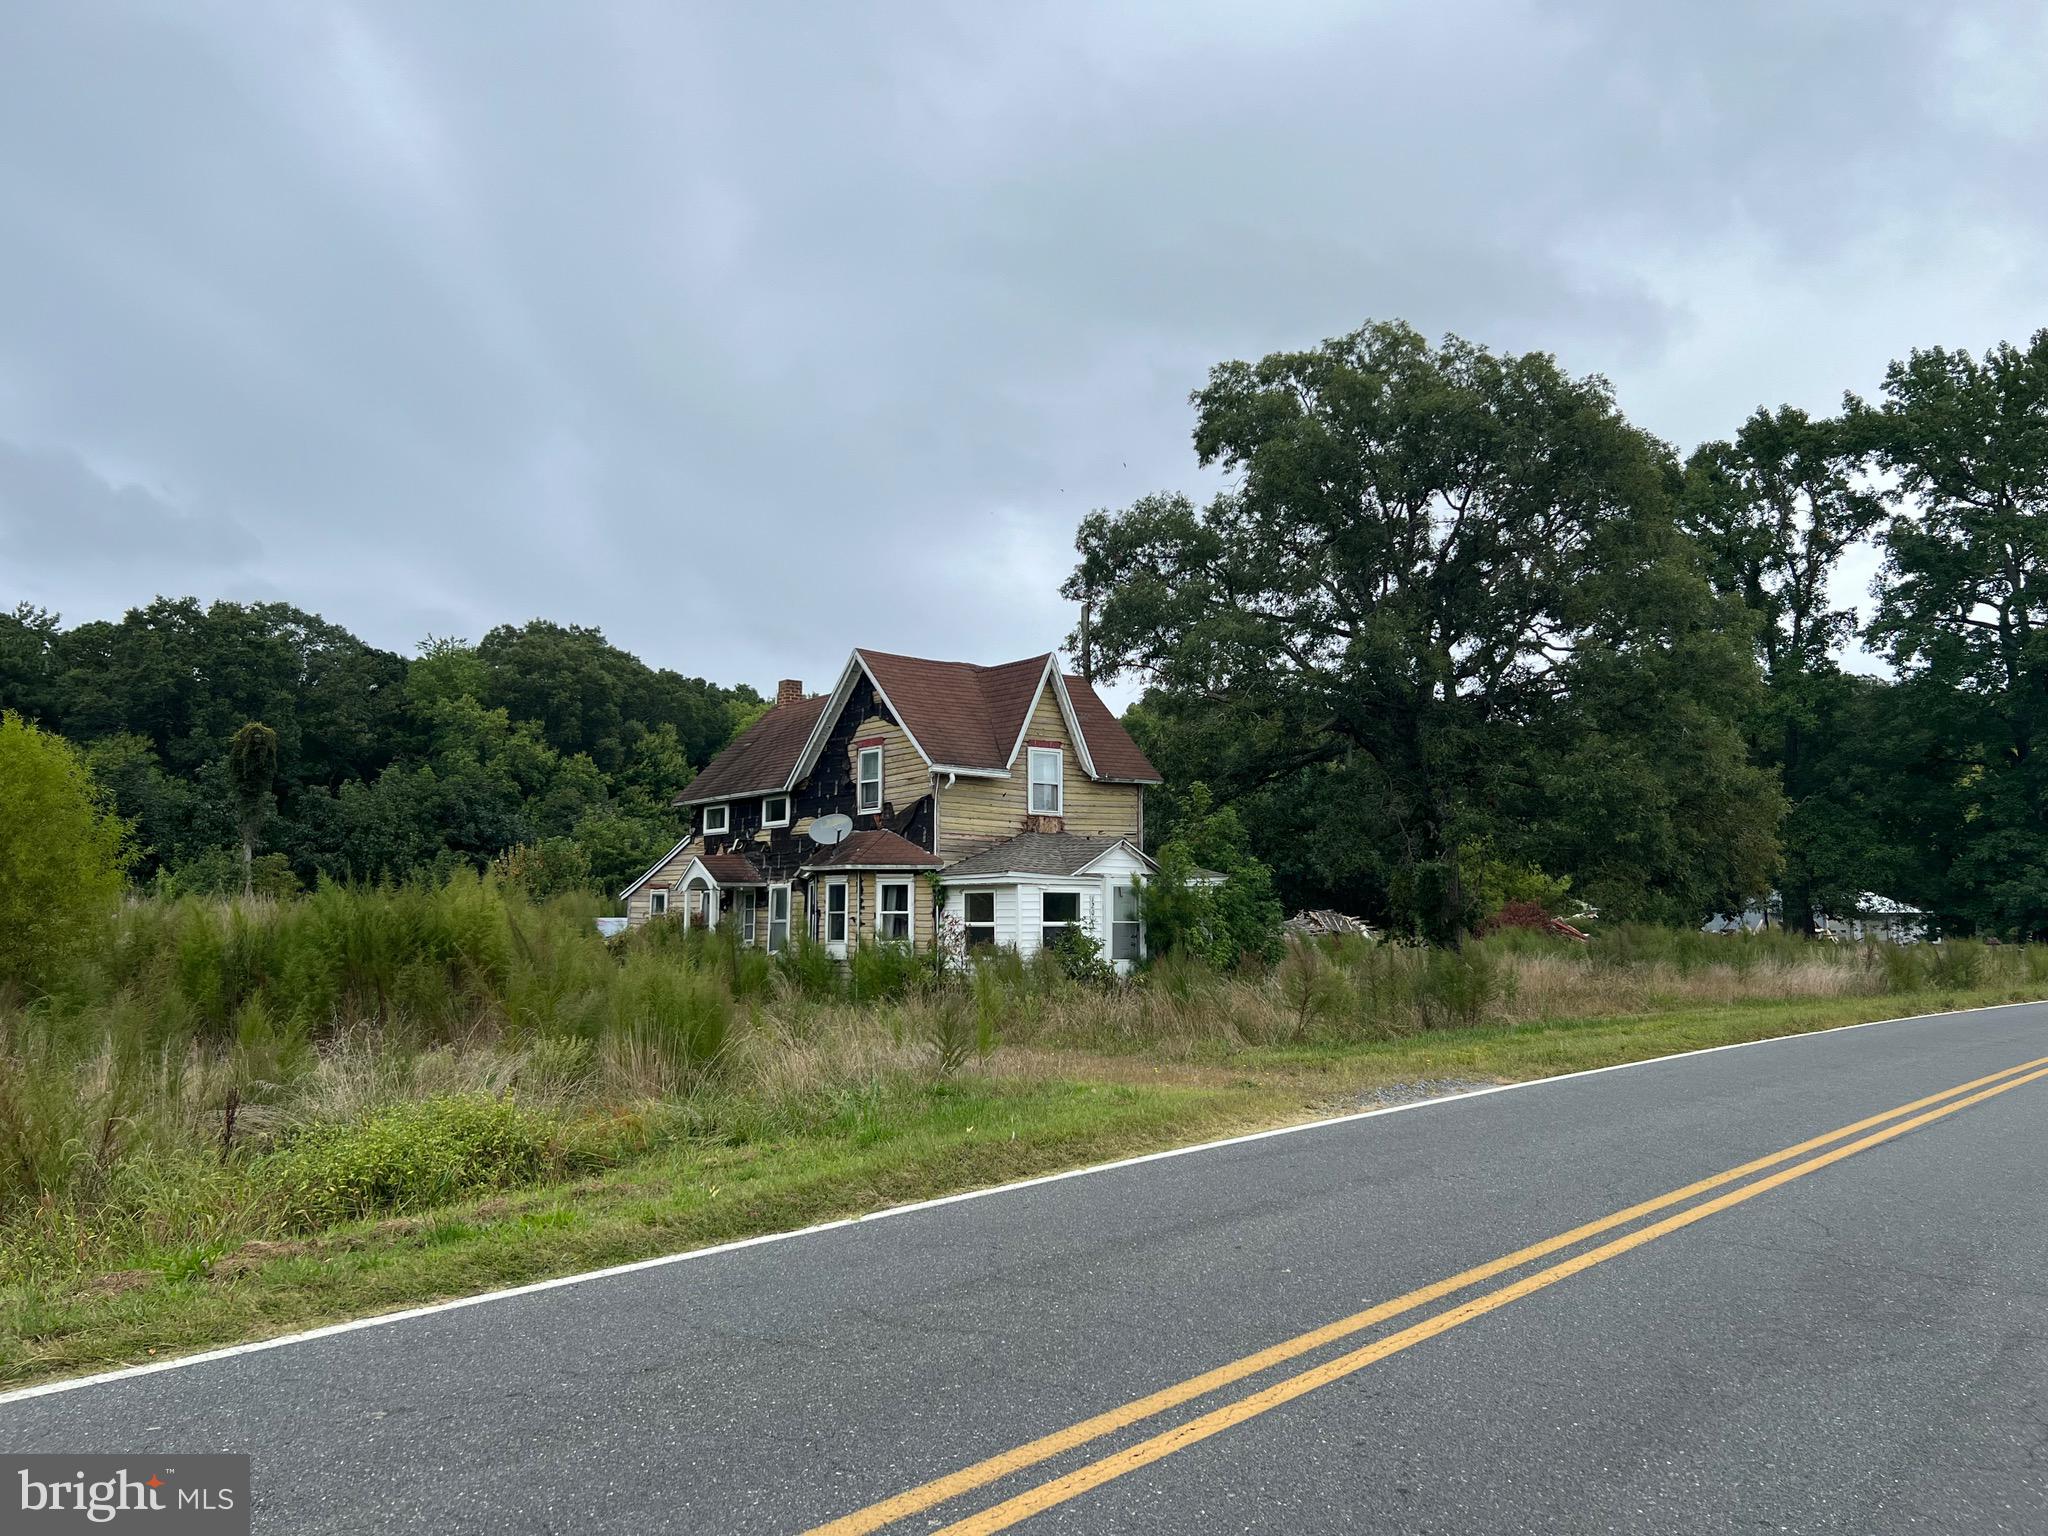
(939, 690, 1142, 860)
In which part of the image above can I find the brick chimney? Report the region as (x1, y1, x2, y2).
(775, 678, 804, 708)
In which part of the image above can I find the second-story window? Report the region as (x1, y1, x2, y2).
(702, 804, 729, 836)
(761, 794, 790, 828)
(858, 746, 883, 813)
(1029, 747, 1064, 815)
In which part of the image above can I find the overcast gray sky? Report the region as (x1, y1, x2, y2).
(2, 1, 2044, 699)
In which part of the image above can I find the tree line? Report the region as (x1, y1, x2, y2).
(5, 323, 2043, 940)
(0, 601, 758, 897)
(1069, 322, 2048, 941)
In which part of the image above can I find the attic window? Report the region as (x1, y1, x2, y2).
(761, 794, 791, 828)
(702, 804, 729, 836)
(858, 746, 883, 814)
(1028, 747, 1064, 815)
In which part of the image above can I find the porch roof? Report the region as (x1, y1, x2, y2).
(799, 829, 944, 873)
(694, 852, 768, 887)
(938, 832, 1156, 881)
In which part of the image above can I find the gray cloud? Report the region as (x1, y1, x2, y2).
(0, 439, 262, 593)
(2, 1, 2043, 703)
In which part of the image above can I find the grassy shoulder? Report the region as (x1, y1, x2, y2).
(5, 979, 2035, 1392)
(0, 1078, 1285, 1390)
(1234, 981, 2045, 1089)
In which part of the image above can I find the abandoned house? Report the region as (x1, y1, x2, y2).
(616, 648, 1165, 972)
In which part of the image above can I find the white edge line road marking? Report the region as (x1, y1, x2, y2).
(3, 997, 2041, 1407)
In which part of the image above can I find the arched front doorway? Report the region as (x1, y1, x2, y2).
(682, 875, 717, 929)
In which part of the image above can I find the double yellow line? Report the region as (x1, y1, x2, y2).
(805, 1052, 2048, 1536)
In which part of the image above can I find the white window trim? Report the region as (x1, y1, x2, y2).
(824, 878, 849, 946)
(878, 878, 914, 944)
(649, 889, 668, 917)
(1110, 882, 1143, 963)
(1028, 746, 1064, 816)
(767, 882, 792, 954)
(857, 746, 884, 814)
(1040, 887, 1082, 949)
(740, 889, 758, 945)
(702, 803, 730, 836)
(961, 888, 997, 950)
(760, 794, 791, 829)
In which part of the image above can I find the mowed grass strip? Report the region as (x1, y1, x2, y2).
(5, 980, 2037, 1393)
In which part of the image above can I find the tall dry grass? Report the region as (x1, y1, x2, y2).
(3, 881, 2036, 1284)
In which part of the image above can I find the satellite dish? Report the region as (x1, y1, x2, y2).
(809, 813, 854, 846)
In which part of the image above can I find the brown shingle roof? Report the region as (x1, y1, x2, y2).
(858, 649, 1160, 782)
(1061, 675, 1161, 782)
(675, 693, 829, 806)
(939, 833, 1156, 880)
(856, 648, 1038, 769)
(698, 852, 767, 885)
(800, 829, 944, 871)
(675, 650, 1163, 806)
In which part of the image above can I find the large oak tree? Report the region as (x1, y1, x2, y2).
(1069, 321, 1779, 937)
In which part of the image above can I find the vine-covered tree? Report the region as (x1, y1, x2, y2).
(227, 721, 279, 897)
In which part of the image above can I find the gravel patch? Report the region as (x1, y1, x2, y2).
(1347, 1077, 1501, 1111)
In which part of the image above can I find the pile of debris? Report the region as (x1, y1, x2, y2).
(1480, 899, 1589, 942)
(1285, 909, 1378, 941)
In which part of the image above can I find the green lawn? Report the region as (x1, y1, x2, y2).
(3, 982, 2036, 1392)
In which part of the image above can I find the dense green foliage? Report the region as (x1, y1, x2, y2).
(0, 603, 758, 897)
(1077, 322, 2048, 939)
(1070, 321, 1781, 940)
(8, 323, 2048, 938)
(0, 712, 131, 996)
(1136, 785, 1286, 966)
(266, 1096, 564, 1230)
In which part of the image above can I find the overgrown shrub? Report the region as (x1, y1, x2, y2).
(156, 849, 300, 901)
(1876, 943, 1923, 995)
(774, 933, 844, 1001)
(0, 712, 131, 998)
(1412, 947, 1512, 1030)
(601, 955, 731, 1076)
(1276, 939, 1349, 1040)
(907, 992, 985, 1078)
(849, 941, 923, 1004)
(1045, 925, 1115, 984)
(1136, 831, 1285, 969)
(1923, 940, 1986, 990)
(263, 1095, 560, 1229)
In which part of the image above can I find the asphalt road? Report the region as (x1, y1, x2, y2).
(7, 1002, 2048, 1534)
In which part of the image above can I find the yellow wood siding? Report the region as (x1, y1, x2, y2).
(850, 715, 928, 817)
(937, 689, 1142, 860)
(624, 838, 702, 925)
(625, 839, 778, 949)
(845, 872, 938, 948)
